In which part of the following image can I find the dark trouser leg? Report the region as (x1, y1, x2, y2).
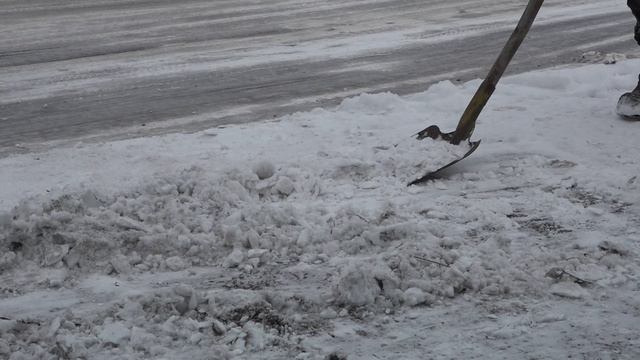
(617, 1, 640, 118)
(630, 1, 640, 91)
(629, 0, 640, 44)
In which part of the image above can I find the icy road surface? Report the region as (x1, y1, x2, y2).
(0, 0, 636, 154)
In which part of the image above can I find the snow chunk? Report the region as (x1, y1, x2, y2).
(211, 319, 227, 336)
(244, 321, 267, 350)
(206, 289, 267, 320)
(0, 339, 9, 356)
(550, 282, 589, 299)
(0, 251, 16, 270)
(165, 256, 189, 271)
(130, 326, 156, 352)
(224, 248, 245, 268)
(98, 321, 130, 346)
(402, 287, 429, 307)
(533, 312, 566, 324)
(110, 254, 131, 275)
(43, 244, 70, 266)
(273, 176, 295, 196)
(333, 261, 398, 306)
(253, 160, 276, 180)
(598, 239, 631, 256)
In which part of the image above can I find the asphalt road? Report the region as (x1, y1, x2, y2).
(0, 0, 636, 155)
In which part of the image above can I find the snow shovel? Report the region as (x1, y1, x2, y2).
(408, 0, 544, 186)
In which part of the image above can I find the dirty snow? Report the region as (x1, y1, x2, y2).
(1, 59, 640, 359)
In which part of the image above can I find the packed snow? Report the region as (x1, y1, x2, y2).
(1, 59, 640, 359)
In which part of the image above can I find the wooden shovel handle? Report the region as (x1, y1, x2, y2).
(450, 0, 544, 145)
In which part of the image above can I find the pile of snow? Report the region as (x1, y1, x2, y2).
(1, 60, 640, 359)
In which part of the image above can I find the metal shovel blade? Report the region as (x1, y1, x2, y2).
(407, 0, 543, 186)
(407, 125, 480, 186)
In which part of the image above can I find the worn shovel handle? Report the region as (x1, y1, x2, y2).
(450, 0, 544, 145)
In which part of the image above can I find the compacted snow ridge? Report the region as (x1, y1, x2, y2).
(1, 59, 640, 359)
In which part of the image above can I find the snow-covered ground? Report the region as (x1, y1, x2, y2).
(2, 59, 640, 359)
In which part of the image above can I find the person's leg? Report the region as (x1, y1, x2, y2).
(629, 0, 640, 44)
(618, 1, 640, 118)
